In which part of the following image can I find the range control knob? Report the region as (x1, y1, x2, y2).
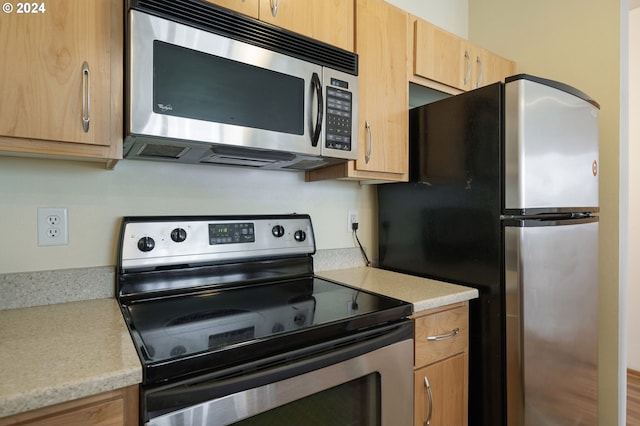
(272, 225, 285, 238)
(171, 228, 187, 243)
(137, 236, 155, 252)
(294, 230, 306, 242)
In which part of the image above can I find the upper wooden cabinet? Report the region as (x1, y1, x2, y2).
(412, 19, 464, 92)
(410, 16, 515, 94)
(258, 0, 354, 52)
(306, 0, 408, 183)
(203, 0, 259, 18)
(0, 0, 123, 166)
(205, 0, 354, 51)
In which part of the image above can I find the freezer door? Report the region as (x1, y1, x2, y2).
(505, 217, 598, 425)
(504, 77, 599, 213)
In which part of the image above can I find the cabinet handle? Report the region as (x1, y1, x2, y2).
(423, 376, 433, 426)
(269, 0, 278, 17)
(82, 61, 90, 132)
(463, 50, 471, 86)
(476, 55, 483, 88)
(427, 327, 460, 341)
(365, 121, 372, 164)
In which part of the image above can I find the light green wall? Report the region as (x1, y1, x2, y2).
(468, 1, 622, 423)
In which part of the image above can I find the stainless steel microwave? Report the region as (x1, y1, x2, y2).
(124, 0, 359, 171)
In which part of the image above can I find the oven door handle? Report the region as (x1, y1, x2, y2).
(145, 321, 413, 420)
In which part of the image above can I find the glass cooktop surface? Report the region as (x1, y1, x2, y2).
(123, 276, 410, 366)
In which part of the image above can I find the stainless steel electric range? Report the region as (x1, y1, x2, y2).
(116, 214, 414, 425)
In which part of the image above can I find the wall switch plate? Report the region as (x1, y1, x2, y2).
(348, 210, 359, 232)
(38, 207, 68, 246)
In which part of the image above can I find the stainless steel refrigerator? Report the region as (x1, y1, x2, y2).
(377, 74, 599, 426)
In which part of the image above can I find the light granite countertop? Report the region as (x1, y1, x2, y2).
(0, 298, 141, 418)
(317, 267, 479, 313)
(0, 263, 477, 419)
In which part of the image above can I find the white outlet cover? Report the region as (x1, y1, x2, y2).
(347, 210, 359, 232)
(38, 207, 68, 246)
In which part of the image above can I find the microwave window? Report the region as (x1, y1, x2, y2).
(153, 41, 304, 135)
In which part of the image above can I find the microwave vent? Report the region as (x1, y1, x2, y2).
(283, 160, 330, 171)
(129, 0, 358, 75)
(201, 145, 297, 168)
(136, 143, 189, 159)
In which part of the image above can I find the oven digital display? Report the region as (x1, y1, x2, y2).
(209, 326, 255, 349)
(209, 222, 255, 245)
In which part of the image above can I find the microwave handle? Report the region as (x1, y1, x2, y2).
(310, 72, 323, 147)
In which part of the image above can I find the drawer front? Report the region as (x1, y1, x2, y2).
(414, 305, 468, 367)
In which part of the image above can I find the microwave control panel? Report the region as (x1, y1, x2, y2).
(325, 81, 353, 152)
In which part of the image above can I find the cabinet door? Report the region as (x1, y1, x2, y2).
(0, 0, 112, 147)
(258, 0, 354, 51)
(0, 386, 139, 426)
(413, 19, 464, 90)
(203, 0, 259, 18)
(476, 47, 515, 87)
(462, 42, 515, 90)
(414, 305, 468, 367)
(414, 354, 467, 426)
(354, 0, 407, 176)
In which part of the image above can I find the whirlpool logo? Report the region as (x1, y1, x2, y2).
(157, 104, 173, 113)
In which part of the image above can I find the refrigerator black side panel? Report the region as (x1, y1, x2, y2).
(378, 83, 505, 426)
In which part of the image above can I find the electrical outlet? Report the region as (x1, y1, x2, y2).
(348, 210, 359, 232)
(38, 208, 68, 246)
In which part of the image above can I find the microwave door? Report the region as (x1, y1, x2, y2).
(127, 10, 323, 158)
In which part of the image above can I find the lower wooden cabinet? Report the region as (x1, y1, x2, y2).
(412, 303, 469, 426)
(0, 385, 138, 426)
(415, 353, 467, 426)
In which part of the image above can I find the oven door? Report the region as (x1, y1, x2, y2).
(145, 322, 413, 426)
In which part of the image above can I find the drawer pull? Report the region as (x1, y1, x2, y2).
(427, 327, 460, 341)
